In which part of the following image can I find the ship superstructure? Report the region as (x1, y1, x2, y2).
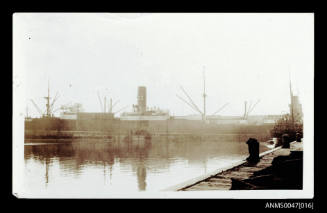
(120, 86, 170, 121)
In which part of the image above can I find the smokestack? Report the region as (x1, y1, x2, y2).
(137, 86, 147, 113)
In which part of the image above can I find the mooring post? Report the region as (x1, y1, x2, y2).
(282, 134, 290, 148)
(296, 132, 302, 142)
(246, 138, 260, 163)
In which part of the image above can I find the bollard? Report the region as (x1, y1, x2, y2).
(246, 138, 260, 163)
(282, 134, 290, 148)
(296, 132, 302, 142)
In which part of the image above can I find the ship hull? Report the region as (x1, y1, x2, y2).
(25, 117, 274, 143)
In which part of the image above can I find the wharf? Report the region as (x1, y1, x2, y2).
(179, 141, 303, 191)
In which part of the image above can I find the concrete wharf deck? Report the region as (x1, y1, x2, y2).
(181, 142, 302, 191)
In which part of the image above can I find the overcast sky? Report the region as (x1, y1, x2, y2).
(13, 13, 313, 117)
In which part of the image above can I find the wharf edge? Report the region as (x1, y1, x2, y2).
(162, 142, 299, 191)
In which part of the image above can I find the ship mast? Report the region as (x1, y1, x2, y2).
(26, 106, 29, 118)
(203, 67, 207, 122)
(104, 96, 107, 113)
(44, 80, 51, 117)
(243, 101, 247, 119)
(290, 78, 294, 128)
(110, 98, 113, 113)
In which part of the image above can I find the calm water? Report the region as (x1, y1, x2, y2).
(23, 137, 270, 196)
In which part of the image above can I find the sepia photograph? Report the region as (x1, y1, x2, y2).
(12, 13, 314, 198)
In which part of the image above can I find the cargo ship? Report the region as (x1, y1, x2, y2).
(25, 83, 289, 143)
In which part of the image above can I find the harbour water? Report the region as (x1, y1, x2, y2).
(23, 136, 271, 197)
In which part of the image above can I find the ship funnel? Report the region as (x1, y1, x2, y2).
(137, 86, 147, 113)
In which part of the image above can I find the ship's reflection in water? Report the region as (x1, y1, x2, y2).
(24, 137, 270, 195)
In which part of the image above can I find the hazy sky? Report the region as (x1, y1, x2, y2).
(13, 13, 313, 117)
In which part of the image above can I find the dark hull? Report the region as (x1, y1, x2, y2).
(25, 117, 275, 142)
